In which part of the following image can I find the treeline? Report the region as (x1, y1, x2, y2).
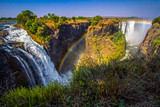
(0, 17, 16, 20)
(16, 10, 105, 41)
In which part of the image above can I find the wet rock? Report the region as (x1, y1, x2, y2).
(0, 49, 31, 95)
(46, 22, 90, 70)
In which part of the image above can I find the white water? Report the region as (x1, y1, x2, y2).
(120, 21, 151, 60)
(5, 25, 72, 86)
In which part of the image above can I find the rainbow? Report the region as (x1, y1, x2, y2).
(58, 20, 153, 72)
(58, 32, 88, 71)
(127, 20, 152, 25)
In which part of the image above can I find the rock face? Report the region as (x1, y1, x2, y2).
(77, 23, 125, 65)
(140, 26, 160, 58)
(46, 22, 90, 70)
(0, 49, 30, 95)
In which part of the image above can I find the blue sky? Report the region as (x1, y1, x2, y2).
(0, 0, 160, 19)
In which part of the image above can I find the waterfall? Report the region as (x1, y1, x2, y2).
(120, 20, 151, 60)
(4, 25, 71, 86)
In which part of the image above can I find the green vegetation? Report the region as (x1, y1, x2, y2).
(71, 16, 76, 22)
(0, 17, 16, 20)
(152, 16, 160, 25)
(1, 56, 160, 106)
(153, 35, 160, 48)
(91, 15, 104, 26)
(0, 17, 16, 24)
(16, 10, 51, 41)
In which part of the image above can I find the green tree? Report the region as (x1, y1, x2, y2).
(50, 15, 59, 23)
(16, 10, 36, 26)
(43, 15, 48, 19)
(25, 19, 34, 30)
(30, 22, 38, 34)
(48, 13, 51, 17)
(36, 25, 50, 37)
(60, 16, 67, 23)
(152, 16, 160, 25)
(72, 16, 76, 22)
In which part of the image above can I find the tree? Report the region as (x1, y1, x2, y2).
(50, 15, 59, 23)
(60, 16, 67, 23)
(25, 19, 34, 30)
(72, 16, 76, 22)
(43, 15, 48, 19)
(152, 16, 160, 25)
(48, 13, 51, 17)
(30, 22, 38, 34)
(94, 15, 103, 21)
(16, 10, 36, 26)
(36, 25, 50, 37)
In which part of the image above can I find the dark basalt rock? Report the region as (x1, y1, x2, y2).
(0, 49, 30, 96)
(46, 22, 90, 70)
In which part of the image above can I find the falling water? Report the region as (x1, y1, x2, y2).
(4, 25, 71, 86)
(120, 20, 151, 60)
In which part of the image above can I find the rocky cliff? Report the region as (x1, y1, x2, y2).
(0, 48, 30, 95)
(77, 23, 126, 65)
(45, 22, 90, 69)
(140, 25, 160, 58)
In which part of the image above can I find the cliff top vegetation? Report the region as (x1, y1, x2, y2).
(16, 10, 119, 44)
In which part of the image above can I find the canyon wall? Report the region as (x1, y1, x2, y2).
(140, 26, 160, 58)
(45, 22, 90, 69)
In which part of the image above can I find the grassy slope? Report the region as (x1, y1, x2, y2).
(1, 56, 160, 106)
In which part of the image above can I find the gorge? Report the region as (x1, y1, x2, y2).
(1, 14, 160, 106)
(0, 20, 151, 87)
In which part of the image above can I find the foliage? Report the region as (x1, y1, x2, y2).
(16, 10, 37, 26)
(77, 16, 86, 20)
(91, 20, 99, 26)
(107, 30, 125, 45)
(36, 25, 50, 37)
(50, 15, 59, 23)
(54, 23, 61, 29)
(91, 15, 103, 26)
(60, 16, 67, 23)
(152, 16, 160, 25)
(0, 17, 16, 20)
(71, 16, 76, 22)
(43, 15, 48, 19)
(1, 56, 160, 106)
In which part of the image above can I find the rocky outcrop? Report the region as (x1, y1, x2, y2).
(46, 22, 90, 70)
(0, 48, 30, 95)
(77, 23, 126, 65)
(140, 26, 160, 58)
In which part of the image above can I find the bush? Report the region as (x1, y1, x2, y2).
(71, 16, 76, 22)
(54, 23, 61, 29)
(152, 16, 160, 25)
(50, 15, 59, 23)
(36, 25, 50, 37)
(60, 16, 67, 23)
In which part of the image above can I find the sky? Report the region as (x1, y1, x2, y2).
(0, 0, 160, 19)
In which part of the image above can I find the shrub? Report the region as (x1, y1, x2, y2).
(152, 16, 160, 25)
(71, 16, 76, 22)
(50, 15, 59, 23)
(60, 16, 67, 23)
